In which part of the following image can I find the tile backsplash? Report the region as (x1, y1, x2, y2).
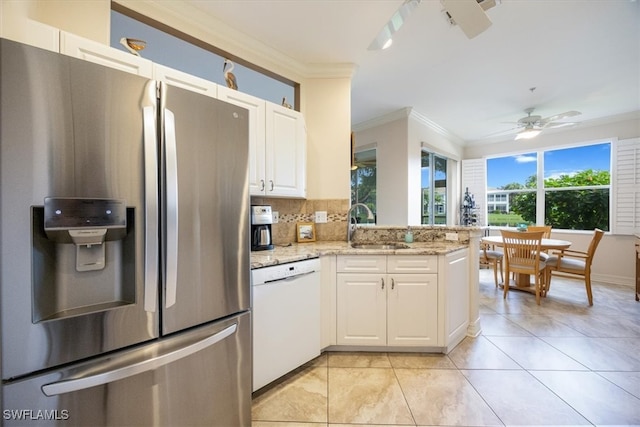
(250, 198, 350, 244)
(250, 198, 481, 245)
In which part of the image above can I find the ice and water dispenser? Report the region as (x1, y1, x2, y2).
(31, 198, 136, 322)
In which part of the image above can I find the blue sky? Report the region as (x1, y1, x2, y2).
(110, 11, 294, 106)
(487, 143, 611, 188)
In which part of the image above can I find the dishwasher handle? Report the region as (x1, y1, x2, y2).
(259, 270, 318, 285)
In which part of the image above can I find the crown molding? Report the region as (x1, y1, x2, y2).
(352, 107, 465, 145)
(114, 0, 356, 80)
(351, 107, 413, 132)
(408, 108, 466, 145)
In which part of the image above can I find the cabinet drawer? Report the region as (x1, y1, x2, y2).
(337, 255, 386, 273)
(387, 255, 438, 273)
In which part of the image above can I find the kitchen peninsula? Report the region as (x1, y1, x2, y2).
(251, 225, 483, 356)
(250, 240, 468, 269)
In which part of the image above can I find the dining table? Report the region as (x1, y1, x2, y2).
(481, 235, 572, 293)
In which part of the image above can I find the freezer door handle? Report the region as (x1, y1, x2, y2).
(41, 323, 237, 396)
(143, 105, 159, 312)
(164, 108, 179, 308)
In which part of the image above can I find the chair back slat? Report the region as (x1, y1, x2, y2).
(500, 230, 545, 271)
(527, 225, 552, 238)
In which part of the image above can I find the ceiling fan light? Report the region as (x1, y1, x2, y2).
(515, 128, 542, 140)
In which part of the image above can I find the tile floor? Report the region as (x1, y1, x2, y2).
(251, 269, 640, 426)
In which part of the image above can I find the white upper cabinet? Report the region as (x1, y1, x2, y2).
(1, 19, 60, 53)
(24, 29, 305, 198)
(220, 87, 306, 198)
(265, 103, 306, 198)
(60, 32, 153, 78)
(153, 64, 217, 98)
(218, 87, 267, 195)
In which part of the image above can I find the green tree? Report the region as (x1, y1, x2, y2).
(351, 165, 377, 221)
(508, 169, 609, 230)
(501, 181, 527, 213)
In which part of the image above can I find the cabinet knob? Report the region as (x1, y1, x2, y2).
(260, 179, 265, 191)
(391, 278, 395, 290)
(269, 180, 274, 191)
(381, 278, 385, 289)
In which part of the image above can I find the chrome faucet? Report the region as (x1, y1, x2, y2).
(346, 203, 374, 246)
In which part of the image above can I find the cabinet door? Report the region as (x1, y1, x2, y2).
(60, 32, 153, 77)
(336, 274, 386, 346)
(1, 18, 59, 52)
(387, 274, 438, 346)
(265, 103, 306, 197)
(153, 64, 217, 98)
(217, 87, 266, 195)
(442, 249, 470, 349)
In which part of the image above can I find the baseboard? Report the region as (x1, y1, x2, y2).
(591, 273, 634, 287)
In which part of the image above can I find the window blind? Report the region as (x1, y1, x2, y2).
(612, 137, 640, 235)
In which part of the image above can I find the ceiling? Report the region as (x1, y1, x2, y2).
(182, 0, 638, 145)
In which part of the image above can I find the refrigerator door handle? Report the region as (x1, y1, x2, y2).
(41, 323, 237, 396)
(143, 105, 159, 313)
(164, 108, 179, 308)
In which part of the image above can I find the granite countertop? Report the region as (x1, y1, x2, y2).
(250, 240, 469, 269)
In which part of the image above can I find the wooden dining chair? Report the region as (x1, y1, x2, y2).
(526, 225, 553, 260)
(527, 225, 552, 238)
(501, 230, 547, 304)
(479, 241, 503, 287)
(544, 228, 604, 306)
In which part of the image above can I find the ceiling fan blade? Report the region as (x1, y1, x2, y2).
(441, 0, 492, 39)
(368, 0, 421, 50)
(480, 126, 520, 139)
(540, 110, 581, 124)
(542, 121, 579, 130)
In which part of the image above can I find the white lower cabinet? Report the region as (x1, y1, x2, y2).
(387, 273, 438, 346)
(336, 255, 438, 347)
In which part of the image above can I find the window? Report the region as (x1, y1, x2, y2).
(110, 9, 295, 106)
(486, 143, 611, 230)
(350, 149, 377, 223)
(543, 145, 610, 230)
(421, 151, 447, 225)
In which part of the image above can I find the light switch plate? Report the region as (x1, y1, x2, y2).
(272, 211, 279, 223)
(315, 211, 328, 223)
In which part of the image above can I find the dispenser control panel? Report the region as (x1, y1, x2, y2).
(44, 198, 126, 230)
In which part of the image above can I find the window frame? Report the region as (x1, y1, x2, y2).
(485, 140, 612, 231)
(421, 150, 448, 225)
(350, 147, 377, 224)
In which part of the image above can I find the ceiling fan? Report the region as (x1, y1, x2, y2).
(507, 108, 582, 140)
(368, 0, 496, 50)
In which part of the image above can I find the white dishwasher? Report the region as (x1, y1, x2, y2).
(251, 258, 321, 392)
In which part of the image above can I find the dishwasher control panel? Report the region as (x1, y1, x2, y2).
(251, 258, 320, 285)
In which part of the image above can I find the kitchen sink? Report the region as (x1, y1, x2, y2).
(350, 243, 410, 250)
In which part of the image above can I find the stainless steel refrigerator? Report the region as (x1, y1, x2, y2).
(0, 38, 251, 426)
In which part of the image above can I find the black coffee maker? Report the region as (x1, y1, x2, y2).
(251, 205, 274, 251)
